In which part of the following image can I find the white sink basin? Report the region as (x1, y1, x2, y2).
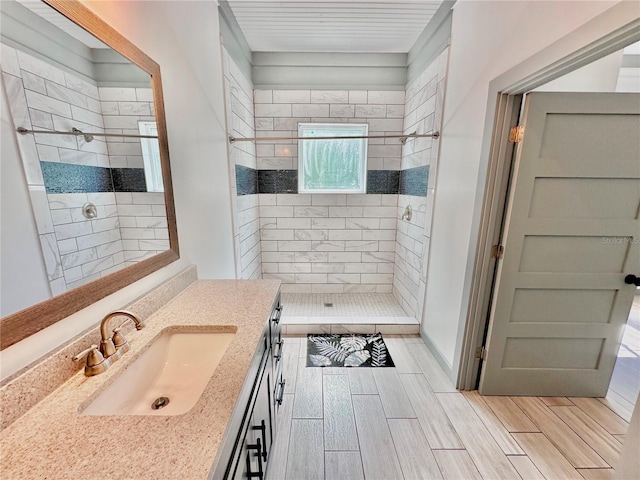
(82, 328, 236, 416)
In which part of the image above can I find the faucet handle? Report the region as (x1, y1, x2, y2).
(112, 322, 129, 350)
(72, 345, 105, 368)
(113, 318, 131, 333)
(73, 344, 98, 362)
(72, 344, 108, 377)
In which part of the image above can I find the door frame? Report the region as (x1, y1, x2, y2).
(458, 10, 640, 390)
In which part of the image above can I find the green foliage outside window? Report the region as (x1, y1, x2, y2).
(299, 124, 368, 193)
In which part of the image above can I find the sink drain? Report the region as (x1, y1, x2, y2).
(151, 396, 170, 410)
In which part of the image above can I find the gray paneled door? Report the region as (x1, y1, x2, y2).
(479, 92, 640, 396)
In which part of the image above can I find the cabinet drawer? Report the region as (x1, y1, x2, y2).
(230, 361, 273, 480)
(232, 426, 262, 480)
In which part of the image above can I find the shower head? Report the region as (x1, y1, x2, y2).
(71, 127, 94, 143)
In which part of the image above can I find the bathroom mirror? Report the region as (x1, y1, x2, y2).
(0, 0, 179, 349)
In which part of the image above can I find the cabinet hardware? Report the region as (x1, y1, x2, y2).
(274, 340, 284, 362)
(276, 380, 286, 406)
(272, 306, 282, 325)
(251, 420, 268, 462)
(246, 438, 264, 479)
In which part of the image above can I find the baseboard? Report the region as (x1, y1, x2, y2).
(419, 328, 456, 385)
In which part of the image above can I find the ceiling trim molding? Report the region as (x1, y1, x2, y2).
(1, 0, 94, 81)
(218, 0, 253, 81)
(1, 0, 149, 87)
(252, 52, 407, 89)
(253, 52, 407, 67)
(407, 0, 455, 83)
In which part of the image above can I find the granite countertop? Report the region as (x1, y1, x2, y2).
(0, 279, 281, 480)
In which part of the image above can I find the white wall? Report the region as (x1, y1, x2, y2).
(84, 0, 236, 279)
(1, 0, 236, 378)
(535, 49, 624, 92)
(422, 0, 629, 370)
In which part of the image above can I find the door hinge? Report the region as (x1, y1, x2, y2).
(491, 244, 504, 259)
(475, 346, 487, 360)
(509, 125, 524, 143)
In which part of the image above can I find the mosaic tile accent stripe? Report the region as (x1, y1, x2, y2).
(41, 162, 146, 193)
(235, 164, 258, 196)
(237, 168, 404, 195)
(111, 168, 147, 193)
(367, 170, 400, 194)
(257, 169, 298, 194)
(41, 161, 113, 194)
(399, 166, 429, 197)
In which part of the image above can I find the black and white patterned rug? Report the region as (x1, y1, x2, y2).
(306, 333, 395, 368)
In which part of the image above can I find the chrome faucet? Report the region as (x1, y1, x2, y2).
(73, 310, 144, 376)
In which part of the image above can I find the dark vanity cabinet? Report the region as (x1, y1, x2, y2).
(211, 295, 284, 480)
(232, 354, 272, 480)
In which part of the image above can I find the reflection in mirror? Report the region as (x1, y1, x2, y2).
(2, 0, 169, 312)
(0, 0, 178, 347)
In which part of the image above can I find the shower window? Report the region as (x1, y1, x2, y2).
(138, 121, 164, 192)
(298, 123, 368, 193)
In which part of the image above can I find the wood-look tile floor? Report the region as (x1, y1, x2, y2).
(267, 335, 631, 480)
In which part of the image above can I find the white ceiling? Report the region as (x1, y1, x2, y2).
(227, 1, 444, 53)
(15, 0, 108, 49)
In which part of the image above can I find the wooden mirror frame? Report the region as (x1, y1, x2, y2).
(0, 0, 179, 349)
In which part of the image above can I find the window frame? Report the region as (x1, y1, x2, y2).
(138, 120, 164, 192)
(297, 122, 369, 194)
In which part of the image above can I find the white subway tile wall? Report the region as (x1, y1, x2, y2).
(253, 89, 406, 295)
(116, 192, 169, 266)
(253, 89, 404, 171)
(48, 192, 126, 290)
(2, 44, 169, 294)
(223, 47, 262, 279)
(393, 48, 449, 318)
(99, 86, 155, 169)
(260, 193, 399, 294)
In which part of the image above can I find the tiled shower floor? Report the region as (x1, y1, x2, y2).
(280, 293, 419, 335)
